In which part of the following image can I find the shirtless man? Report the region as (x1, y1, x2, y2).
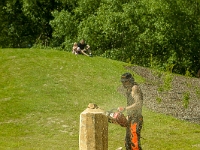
(118, 73, 143, 150)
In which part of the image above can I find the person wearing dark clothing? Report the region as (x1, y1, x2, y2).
(77, 39, 92, 56)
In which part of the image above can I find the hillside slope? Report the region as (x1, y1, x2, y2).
(0, 49, 200, 150)
(127, 66, 200, 124)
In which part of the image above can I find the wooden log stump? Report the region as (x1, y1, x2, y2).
(79, 103, 108, 150)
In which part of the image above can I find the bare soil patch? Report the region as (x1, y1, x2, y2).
(124, 66, 200, 124)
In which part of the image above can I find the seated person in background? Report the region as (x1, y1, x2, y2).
(77, 39, 92, 57)
(72, 42, 78, 55)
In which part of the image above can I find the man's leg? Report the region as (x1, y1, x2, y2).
(130, 123, 140, 150)
(125, 125, 132, 150)
(125, 117, 143, 150)
(81, 50, 89, 56)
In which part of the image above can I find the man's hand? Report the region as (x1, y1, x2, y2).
(118, 107, 125, 112)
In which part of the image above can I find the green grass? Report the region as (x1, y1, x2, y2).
(0, 48, 200, 150)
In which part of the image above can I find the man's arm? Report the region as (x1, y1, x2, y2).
(86, 44, 90, 49)
(126, 85, 143, 111)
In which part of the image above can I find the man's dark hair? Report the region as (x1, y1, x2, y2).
(121, 73, 134, 83)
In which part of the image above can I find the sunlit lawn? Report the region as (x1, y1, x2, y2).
(0, 48, 199, 149)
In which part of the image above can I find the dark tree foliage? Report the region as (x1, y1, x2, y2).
(0, 0, 37, 47)
(1, 0, 200, 76)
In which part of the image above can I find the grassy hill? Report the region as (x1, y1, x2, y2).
(0, 48, 200, 150)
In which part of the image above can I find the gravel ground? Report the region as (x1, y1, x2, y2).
(122, 66, 200, 124)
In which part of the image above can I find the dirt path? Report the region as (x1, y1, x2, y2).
(126, 66, 200, 124)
